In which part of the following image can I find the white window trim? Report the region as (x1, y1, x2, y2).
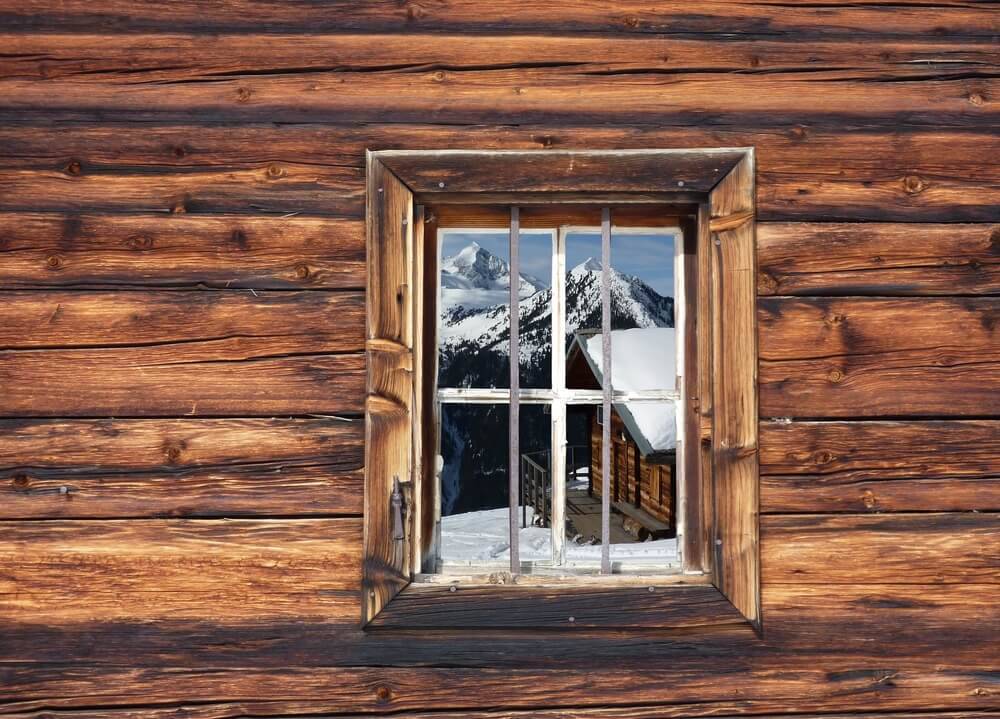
(425, 223, 686, 577)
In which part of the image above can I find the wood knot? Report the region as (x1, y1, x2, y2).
(12, 473, 30, 489)
(404, 1, 424, 21)
(788, 126, 807, 140)
(64, 159, 83, 176)
(45, 254, 62, 269)
(432, 71, 445, 82)
(125, 234, 155, 250)
(813, 451, 834, 465)
(827, 368, 844, 383)
(230, 229, 249, 249)
(236, 86, 253, 103)
(534, 135, 556, 148)
(172, 145, 188, 158)
(824, 313, 847, 327)
(862, 489, 878, 510)
(266, 164, 285, 179)
(162, 440, 186, 464)
(749, 55, 761, 68)
(171, 197, 188, 214)
(902, 175, 925, 195)
(374, 685, 393, 704)
(758, 272, 779, 293)
(294, 264, 311, 280)
(623, 14, 640, 27)
(968, 92, 985, 106)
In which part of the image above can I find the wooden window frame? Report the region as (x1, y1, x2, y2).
(363, 150, 760, 633)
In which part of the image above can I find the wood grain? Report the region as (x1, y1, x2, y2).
(763, 513, 1000, 584)
(760, 420, 1000, 513)
(1, 124, 997, 222)
(0, 519, 361, 621)
(0, 290, 363, 350)
(3, 34, 997, 82)
(759, 297, 1000, 418)
(709, 152, 760, 626)
(1, 71, 993, 129)
(0, 418, 363, 518)
(0, 349, 364, 417)
(0, 1, 993, 37)
(0, 213, 365, 289)
(363, 158, 414, 624)
(371, 583, 742, 629)
(759, 223, 1000, 296)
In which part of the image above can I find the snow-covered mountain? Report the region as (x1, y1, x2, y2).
(440, 242, 546, 310)
(438, 245, 673, 389)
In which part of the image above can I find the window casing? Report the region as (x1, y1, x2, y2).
(428, 220, 687, 577)
(363, 149, 759, 633)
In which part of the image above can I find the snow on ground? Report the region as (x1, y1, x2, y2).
(583, 327, 677, 452)
(440, 506, 677, 566)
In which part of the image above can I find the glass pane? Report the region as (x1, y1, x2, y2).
(438, 229, 552, 390)
(565, 230, 676, 391)
(437, 402, 554, 570)
(516, 404, 552, 565)
(564, 400, 679, 571)
(439, 403, 510, 565)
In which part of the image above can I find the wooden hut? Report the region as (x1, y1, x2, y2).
(0, 4, 996, 719)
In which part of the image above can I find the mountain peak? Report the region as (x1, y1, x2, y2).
(573, 257, 604, 273)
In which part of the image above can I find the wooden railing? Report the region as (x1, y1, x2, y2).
(520, 445, 589, 529)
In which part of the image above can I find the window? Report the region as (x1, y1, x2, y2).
(432, 219, 685, 576)
(363, 150, 759, 632)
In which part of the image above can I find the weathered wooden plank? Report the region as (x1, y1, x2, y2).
(760, 420, 1000, 513)
(380, 149, 744, 194)
(4, 34, 998, 82)
(759, 297, 1000, 418)
(0, 290, 363, 351)
(709, 152, 760, 626)
(371, 583, 743, 629)
(762, 513, 1000, 584)
(0, 1, 992, 37)
(1, 125, 996, 222)
(363, 157, 415, 624)
(0, 349, 364, 417)
(759, 223, 1000, 296)
(0, 213, 365, 289)
(0, 664, 995, 716)
(0, 418, 363, 518)
(1, 71, 993, 130)
(0, 164, 363, 215)
(0, 519, 361, 622)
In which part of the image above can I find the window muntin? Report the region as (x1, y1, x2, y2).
(432, 219, 685, 576)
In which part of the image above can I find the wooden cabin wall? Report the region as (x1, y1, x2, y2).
(0, 3, 997, 717)
(589, 409, 674, 526)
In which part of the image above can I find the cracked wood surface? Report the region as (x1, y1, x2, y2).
(0, 2, 997, 716)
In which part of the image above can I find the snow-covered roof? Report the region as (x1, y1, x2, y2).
(570, 327, 677, 454)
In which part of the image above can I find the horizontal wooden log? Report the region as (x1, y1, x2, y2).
(6, 34, 998, 82)
(0, 519, 361, 622)
(1, 125, 996, 222)
(1, 71, 993, 131)
(0, 1, 992, 37)
(0, 663, 995, 716)
(0, 349, 364, 416)
(760, 420, 1000, 513)
(0, 418, 363, 518)
(759, 297, 1000, 418)
(762, 513, 1000, 584)
(371, 583, 743, 629)
(0, 213, 365, 289)
(759, 223, 1000, 295)
(0, 164, 364, 215)
(0, 290, 363, 350)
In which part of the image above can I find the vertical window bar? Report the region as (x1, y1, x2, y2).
(509, 206, 521, 573)
(600, 207, 612, 575)
(550, 228, 566, 566)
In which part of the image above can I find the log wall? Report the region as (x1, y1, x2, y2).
(0, 3, 997, 717)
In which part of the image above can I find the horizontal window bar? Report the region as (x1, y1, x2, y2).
(436, 388, 679, 403)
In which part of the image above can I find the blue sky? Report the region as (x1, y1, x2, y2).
(440, 230, 675, 295)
